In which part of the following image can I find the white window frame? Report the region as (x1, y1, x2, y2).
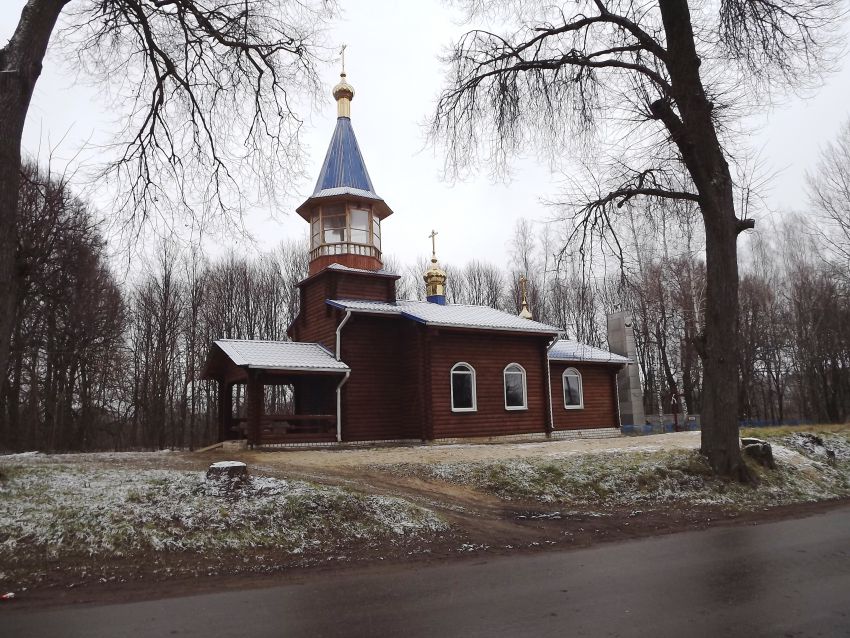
(450, 362, 477, 412)
(503, 363, 528, 411)
(563, 367, 584, 410)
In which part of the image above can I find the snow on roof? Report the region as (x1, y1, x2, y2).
(327, 299, 562, 335)
(548, 339, 630, 365)
(214, 340, 349, 372)
(295, 263, 400, 290)
(311, 186, 383, 200)
(325, 263, 399, 277)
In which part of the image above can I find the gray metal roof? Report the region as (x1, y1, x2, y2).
(327, 299, 562, 335)
(214, 340, 349, 372)
(548, 339, 630, 364)
(325, 263, 398, 277)
(310, 186, 383, 200)
(295, 263, 400, 289)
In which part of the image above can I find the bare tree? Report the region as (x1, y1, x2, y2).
(0, 0, 334, 406)
(807, 117, 850, 275)
(431, 0, 843, 479)
(1, 163, 125, 451)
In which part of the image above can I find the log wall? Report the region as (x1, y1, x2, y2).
(339, 315, 423, 441)
(549, 362, 621, 430)
(428, 330, 551, 439)
(289, 269, 397, 350)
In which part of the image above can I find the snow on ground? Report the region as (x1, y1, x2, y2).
(378, 434, 850, 508)
(782, 432, 850, 462)
(0, 462, 446, 567)
(2, 428, 848, 572)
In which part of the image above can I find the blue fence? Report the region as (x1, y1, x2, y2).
(621, 422, 699, 435)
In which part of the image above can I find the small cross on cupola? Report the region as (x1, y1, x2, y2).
(296, 52, 394, 275)
(424, 229, 448, 305)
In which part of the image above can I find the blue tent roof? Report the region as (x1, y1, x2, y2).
(313, 117, 379, 198)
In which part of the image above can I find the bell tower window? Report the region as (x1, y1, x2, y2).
(350, 208, 370, 244)
(309, 202, 383, 261)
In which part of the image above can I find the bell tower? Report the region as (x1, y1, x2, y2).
(297, 61, 394, 275)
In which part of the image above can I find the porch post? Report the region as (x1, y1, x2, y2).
(246, 372, 264, 447)
(224, 383, 233, 438)
(217, 380, 229, 442)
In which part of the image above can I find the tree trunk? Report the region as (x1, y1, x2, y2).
(658, 0, 749, 479)
(700, 208, 749, 479)
(0, 0, 68, 401)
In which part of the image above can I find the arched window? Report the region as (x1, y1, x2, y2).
(563, 368, 584, 409)
(503, 363, 527, 410)
(451, 363, 477, 412)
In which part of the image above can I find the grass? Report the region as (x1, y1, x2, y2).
(740, 423, 850, 438)
(395, 427, 850, 508)
(0, 463, 447, 569)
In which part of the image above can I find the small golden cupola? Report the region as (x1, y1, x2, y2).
(332, 71, 354, 118)
(296, 50, 394, 275)
(424, 229, 447, 305)
(519, 275, 533, 319)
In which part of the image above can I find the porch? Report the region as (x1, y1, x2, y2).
(200, 340, 350, 446)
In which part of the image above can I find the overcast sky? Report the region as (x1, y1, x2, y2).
(4, 1, 850, 273)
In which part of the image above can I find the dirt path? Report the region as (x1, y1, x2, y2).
(234, 431, 702, 469)
(193, 432, 707, 548)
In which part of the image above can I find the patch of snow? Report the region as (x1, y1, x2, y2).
(770, 444, 816, 467)
(784, 432, 850, 461)
(393, 441, 850, 508)
(209, 461, 247, 469)
(0, 464, 447, 564)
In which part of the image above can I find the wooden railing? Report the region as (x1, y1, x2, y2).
(260, 415, 337, 445)
(309, 242, 380, 261)
(231, 414, 337, 445)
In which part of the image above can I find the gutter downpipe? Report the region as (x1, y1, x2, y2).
(336, 371, 350, 443)
(335, 311, 352, 443)
(336, 310, 352, 361)
(545, 334, 561, 438)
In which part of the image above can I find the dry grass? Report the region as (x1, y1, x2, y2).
(740, 423, 849, 438)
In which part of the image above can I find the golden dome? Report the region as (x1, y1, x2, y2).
(332, 72, 355, 102)
(424, 229, 447, 301)
(424, 257, 447, 299)
(424, 260, 447, 282)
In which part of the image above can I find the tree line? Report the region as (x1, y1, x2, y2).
(2, 137, 849, 452)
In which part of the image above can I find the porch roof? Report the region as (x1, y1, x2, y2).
(203, 340, 349, 378)
(548, 339, 630, 365)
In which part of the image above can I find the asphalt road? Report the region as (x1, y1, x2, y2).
(4, 506, 850, 638)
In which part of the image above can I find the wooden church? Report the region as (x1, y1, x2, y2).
(201, 69, 629, 446)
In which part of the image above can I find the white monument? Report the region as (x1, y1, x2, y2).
(607, 311, 645, 427)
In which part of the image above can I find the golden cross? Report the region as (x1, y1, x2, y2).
(428, 229, 438, 259)
(340, 44, 347, 74)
